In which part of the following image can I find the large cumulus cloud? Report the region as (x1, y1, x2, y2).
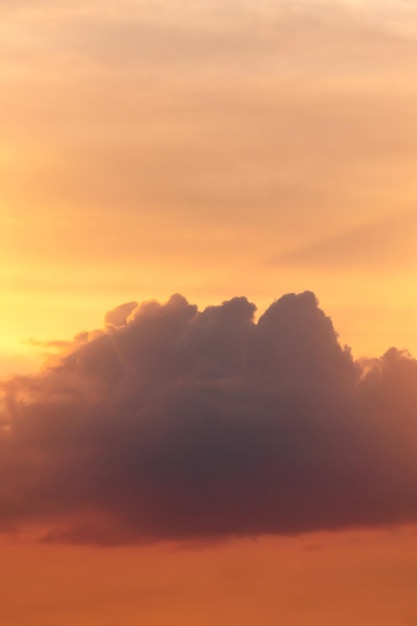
(1, 291, 417, 545)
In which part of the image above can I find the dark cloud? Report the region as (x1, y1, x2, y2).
(1, 291, 417, 545)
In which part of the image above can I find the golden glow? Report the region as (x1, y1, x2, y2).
(2, 0, 417, 372)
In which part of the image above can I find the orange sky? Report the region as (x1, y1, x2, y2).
(2, 1, 417, 624)
(2, 529, 417, 626)
(2, 0, 417, 374)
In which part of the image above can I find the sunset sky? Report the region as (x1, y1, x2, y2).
(2, 1, 417, 624)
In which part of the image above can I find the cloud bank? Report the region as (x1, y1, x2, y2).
(1, 291, 417, 545)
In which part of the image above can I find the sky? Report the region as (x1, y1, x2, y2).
(2, 0, 417, 624)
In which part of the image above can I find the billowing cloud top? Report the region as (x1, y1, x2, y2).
(1, 292, 417, 545)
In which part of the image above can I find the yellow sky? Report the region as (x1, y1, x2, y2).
(2, 0, 417, 373)
(0, 0, 417, 371)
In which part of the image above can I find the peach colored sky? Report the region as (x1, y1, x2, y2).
(2, 0, 417, 374)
